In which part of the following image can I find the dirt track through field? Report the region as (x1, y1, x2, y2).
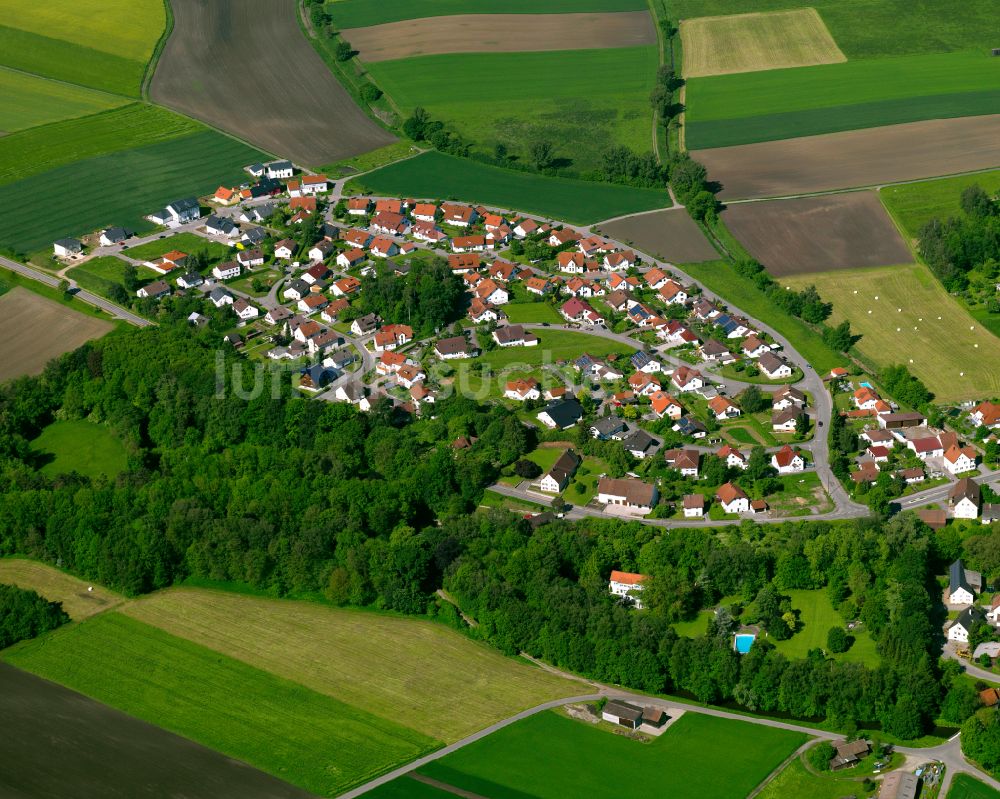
(693, 114, 1000, 200)
(596, 207, 719, 263)
(0, 288, 112, 381)
(722, 192, 913, 277)
(343, 11, 655, 62)
(151, 0, 395, 166)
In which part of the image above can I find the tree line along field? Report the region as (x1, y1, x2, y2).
(784, 264, 1000, 402)
(4, 613, 439, 798)
(346, 151, 670, 224)
(364, 46, 659, 174)
(685, 50, 1000, 149)
(0, 130, 267, 256)
(414, 710, 807, 799)
(0, 558, 124, 620)
(0, 0, 165, 96)
(880, 169, 1000, 238)
(0, 68, 127, 134)
(326, 0, 648, 28)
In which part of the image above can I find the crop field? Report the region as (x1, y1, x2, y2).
(784, 264, 1000, 401)
(596, 208, 719, 263)
(344, 11, 655, 62)
(680, 9, 844, 78)
(681, 260, 842, 375)
(722, 193, 913, 276)
(417, 710, 808, 799)
(0, 559, 123, 620)
(949, 774, 1000, 799)
(120, 587, 579, 742)
(685, 51, 1000, 149)
(0, 104, 205, 187)
(151, 0, 395, 167)
(694, 115, 1000, 201)
(364, 779, 454, 799)
(327, 0, 647, 28)
(0, 131, 267, 256)
(365, 46, 658, 174)
(668, 0, 999, 59)
(770, 589, 878, 666)
(0, 0, 165, 96)
(347, 152, 669, 224)
(0, 69, 127, 134)
(5, 613, 438, 797)
(880, 169, 1000, 238)
(0, 288, 113, 382)
(32, 419, 129, 480)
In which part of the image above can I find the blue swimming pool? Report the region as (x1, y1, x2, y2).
(860, 381, 874, 389)
(734, 634, 755, 654)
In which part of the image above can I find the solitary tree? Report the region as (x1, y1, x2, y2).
(530, 140, 554, 171)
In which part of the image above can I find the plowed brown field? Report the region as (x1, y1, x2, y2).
(343, 11, 655, 62)
(596, 208, 719, 264)
(151, 0, 395, 166)
(693, 115, 1000, 200)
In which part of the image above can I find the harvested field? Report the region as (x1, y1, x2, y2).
(122, 587, 579, 743)
(596, 208, 718, 263)
(694, 114, 1000, 200)
(0, 288, 112, 382)
(680, 9, 844, 78)
(151, 0, 395, 166)
(784, 263, 1000, 402)
(344, 11, 655, 62)
(0, 559, 123, 620)
(722, 192, 912, 276)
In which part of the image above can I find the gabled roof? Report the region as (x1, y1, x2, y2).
(949, 477, 981, 505)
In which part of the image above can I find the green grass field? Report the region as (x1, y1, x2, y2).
(66, 257, 159, 298)
(347, 152, 668, 224)
(366, 47, 658, 173)
(0, 0, 165, 95)
(785, 264, 1000, 402)
(680, 260, 842, 375)
(124, 233, 232, 264)
(418, 710, 807, 799)
(756, 756, 874, 799)
(365, 780, 455, 799)
(0, 68, 127, 134)
(5, 613, 438, 797)
(880, 169, 1000, 238)
(503, 303, 563, 324)
(31, 420, 128, 479)
(685, 51, 1000, 149)
(0, 104, 205, 187)
(327, 0, 647, 28)
(949, 774, 1000, 799)
(770, 589, 878, 666)
(0, 131, 267, 256)
(475, 330, 630, 369)
(667, 0, 999, 59)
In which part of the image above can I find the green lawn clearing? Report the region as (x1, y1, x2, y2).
(681, 260, 842, 376)
(503, 302, 563, 324)
(0, 105, 206, 188)
(566, 455, 609, 506)
(948, 774, 1000, 799)
(474, 330, 630, 370)
(0, 0, 165, 95)
(346, 152, 668, 225)
(755, 755, 875, 799)
(124, 233, 232, 264)
(771, 589, 879, 666)
(327, 0, 646, 29)
(685, 51, 1000, 148)
(784, 264, 1000, 402)
(31, 420, 128, 479)
(667, 0, 999, 60)
(418, 710, 808, 799)
(365, 46, 658, 174)
(66, 257, 159, 298)
(0, 130, 266, 256)
(768, 472, 832, 517)
(880, 169, 1000, 238)
(4, 613, 438, 797)
(0, 68, 127, 134)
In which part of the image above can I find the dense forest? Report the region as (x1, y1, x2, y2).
(0, 584, 69, 648)
(1, 322, 999, 745)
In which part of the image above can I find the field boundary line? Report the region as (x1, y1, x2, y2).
(746, 741, 814, 798)
(0, 64, 134, 104)
(141, 0, 174, 101)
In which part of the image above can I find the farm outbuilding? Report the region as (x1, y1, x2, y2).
(601, 700, 644, 729)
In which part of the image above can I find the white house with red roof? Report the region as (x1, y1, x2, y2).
(771, 445, 805, 474)
(609, 570, 647, 609)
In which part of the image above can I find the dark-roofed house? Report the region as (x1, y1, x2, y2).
(602, 700, 644, 729)
(53, 238, 82, 257)
(435, 336, 472, 359)
(878, 411, 926, 429)
(878, 771, 919, 799)
(948, 559, 982, 605)
(622, 429, 658, 459)
(539, 449, 581, 493)
(137, 280, 171, 299)
(590, 416, 629, 440)
(947, 605, 985, 643)
(597, 477, 657, 514)
(165, 197, 201, 223)
(537, 399, 584, 430)
(99, 227, 129, 246)
(683, 494, 705, 518)
(950, 477, 981, 519)
(492, 325, 538, 348)
(829, 739, 870, 770)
